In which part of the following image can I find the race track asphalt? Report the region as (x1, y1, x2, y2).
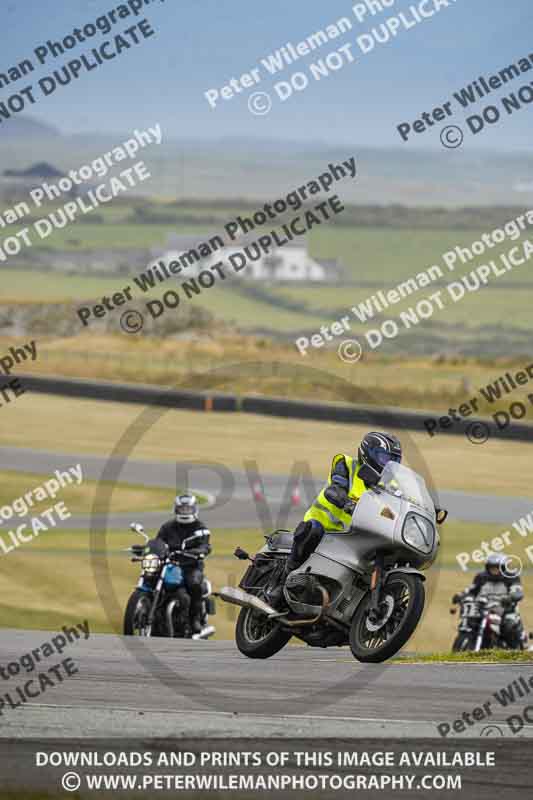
(1, 629, 532, 739)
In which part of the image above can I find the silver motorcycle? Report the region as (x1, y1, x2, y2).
(219, 461, 442, 663)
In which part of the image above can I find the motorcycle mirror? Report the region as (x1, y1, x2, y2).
(234, 547, 250, 560)
(130, 523, 148, 541)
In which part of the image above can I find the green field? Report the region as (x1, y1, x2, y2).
(3, 208, 532, 354)
(2, 264, 531, 354)
(2, 268, 135, 303)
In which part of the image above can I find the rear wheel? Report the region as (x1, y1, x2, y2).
(236, 606, 292, 658)
(235, 565, 291, 658)
(124, 590, 153, 636)
(349, 573, 425, 663)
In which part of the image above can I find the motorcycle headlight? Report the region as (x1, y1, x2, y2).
(402, 513, 435, 554)
(141, 554, 161, 574)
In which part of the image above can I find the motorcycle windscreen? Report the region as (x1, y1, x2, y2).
(376, 462, 435, 516)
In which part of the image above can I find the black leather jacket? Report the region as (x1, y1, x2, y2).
(156, 518, 211, 558)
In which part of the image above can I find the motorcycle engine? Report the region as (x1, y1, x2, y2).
(284, 573, 327, 616)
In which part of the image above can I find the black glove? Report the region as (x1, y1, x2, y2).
(343, 498, 357, 514)
(324, 483, 348, 509)
(452, 593, 462, 604)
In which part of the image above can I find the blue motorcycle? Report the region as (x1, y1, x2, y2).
(123, 523, 216, 640)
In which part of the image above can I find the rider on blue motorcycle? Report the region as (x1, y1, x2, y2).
(156, 494, 211, 635)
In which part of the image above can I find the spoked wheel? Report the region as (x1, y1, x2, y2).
(349, 573, 425, 663)
(235, 567, 291, 659)
(235, 606, 292, 658)
(123, 590, 153, 636)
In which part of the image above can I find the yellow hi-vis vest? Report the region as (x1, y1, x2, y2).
(304, 454, 367, 532)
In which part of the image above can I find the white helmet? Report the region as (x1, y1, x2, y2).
(174, 493, 198, 524)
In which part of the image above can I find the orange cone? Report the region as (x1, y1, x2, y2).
(252, 480, 265, 503)
(291, 485, 301, 508)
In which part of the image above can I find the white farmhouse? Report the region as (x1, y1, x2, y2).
(151, 234, 343, 283)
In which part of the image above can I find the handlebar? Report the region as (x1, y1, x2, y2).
(170, 549, 206, 561)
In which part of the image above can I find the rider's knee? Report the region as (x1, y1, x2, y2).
(177, 587, 190, 610)
(188, 577, 203, 596)
(309, 519, 324, 536)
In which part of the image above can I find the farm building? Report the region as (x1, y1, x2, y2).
(151, 233, 344, 283)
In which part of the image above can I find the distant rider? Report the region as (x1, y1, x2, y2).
(156, 494, 211, 635)
(454, 553, 525, 648)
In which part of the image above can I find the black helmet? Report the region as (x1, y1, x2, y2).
(174, 493, 198, 523)
(358, 431, 402, 481)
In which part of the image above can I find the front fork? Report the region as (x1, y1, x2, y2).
(474, 614, 487, 652)
(146, 577, 164, 636)
(368, 554, 385, 623)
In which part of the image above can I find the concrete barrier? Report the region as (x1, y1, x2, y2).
(3, 373, 533, 442)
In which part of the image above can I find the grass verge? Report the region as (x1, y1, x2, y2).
(0, 469, 206, 515)
(396, 650, 533, 663)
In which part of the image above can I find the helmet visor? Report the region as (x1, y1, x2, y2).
(368, 446, 401, 468)
(175, 502, 197, 517)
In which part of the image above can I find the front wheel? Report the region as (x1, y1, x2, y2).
(236, 607, 291, 659)
(349, 573, 425, 663)
(124, 590, 153, 636)
(452, 632, 474, 652)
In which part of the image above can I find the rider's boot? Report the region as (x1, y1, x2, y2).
(191, 616, 202, 634)
(190, 596, 203, 634)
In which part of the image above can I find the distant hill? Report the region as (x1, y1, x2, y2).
(0, 116, 60, 139)
(4, 162, 64, 178)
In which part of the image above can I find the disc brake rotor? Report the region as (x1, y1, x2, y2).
(365, 594, 395, 632)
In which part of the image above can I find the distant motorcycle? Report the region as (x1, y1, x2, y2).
(123, 523, 216, 640)
(451, 592, 526, 651)
(219, 461, 443, 663)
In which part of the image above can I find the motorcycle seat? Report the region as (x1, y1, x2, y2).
(266, 529, 294, 551)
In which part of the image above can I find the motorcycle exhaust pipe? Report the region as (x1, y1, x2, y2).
(166, 599, 178, 638)
(217, 586, 278, 617)
(217, 585, 331, 627)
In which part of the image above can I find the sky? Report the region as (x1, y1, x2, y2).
(1, 0, 533, 150)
